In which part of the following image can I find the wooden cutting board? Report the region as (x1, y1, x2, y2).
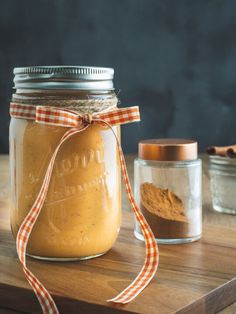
(0, 201, 236, 314)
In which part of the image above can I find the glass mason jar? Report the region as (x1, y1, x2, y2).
(134, 139, 202, 244)
(208, 155, 236, 214)
(9, 66, 121, 260)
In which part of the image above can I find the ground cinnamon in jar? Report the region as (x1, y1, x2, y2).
(140, 183, 189, 238)
(134, 139, 202, 244)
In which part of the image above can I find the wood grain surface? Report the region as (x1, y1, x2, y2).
(0, 155, 236, 314)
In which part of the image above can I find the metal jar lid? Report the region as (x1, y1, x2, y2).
(139, 138, 198, 161)
(13, 66, 114, 90)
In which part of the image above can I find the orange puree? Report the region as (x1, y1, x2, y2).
(10, 117, 121, 259)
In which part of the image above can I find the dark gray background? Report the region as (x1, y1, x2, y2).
(1, 0, 236, 153)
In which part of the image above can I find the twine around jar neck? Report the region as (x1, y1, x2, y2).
(12, 94, 118, 114)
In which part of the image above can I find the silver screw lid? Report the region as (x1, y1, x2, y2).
(13, 66, 114, 90)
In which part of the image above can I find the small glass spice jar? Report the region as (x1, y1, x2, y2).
(208, 155, 236, 215)
(134, 139, 202, 244)
(9, 66, 121, 260)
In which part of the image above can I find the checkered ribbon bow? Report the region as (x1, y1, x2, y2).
(10, 102, 159, 314)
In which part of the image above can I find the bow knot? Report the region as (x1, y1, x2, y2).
(82, 113, 93, 125)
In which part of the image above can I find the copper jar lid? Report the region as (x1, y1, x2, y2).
(138, 138, 198, 161)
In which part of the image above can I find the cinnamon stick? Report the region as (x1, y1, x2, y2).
(227, 147, 236, 158)
(206, 145, 236, 158)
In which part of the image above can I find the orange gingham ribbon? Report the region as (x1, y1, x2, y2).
(10, 102, 159, 314)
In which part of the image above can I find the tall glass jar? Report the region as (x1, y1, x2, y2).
(134, 139, 202, 244)
(9, 66, 121, 260)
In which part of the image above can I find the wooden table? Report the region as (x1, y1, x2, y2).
(0, 154, 236, 314)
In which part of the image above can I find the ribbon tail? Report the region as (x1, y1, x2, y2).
(16, 126, 89, 314)
(95, 119, 159, 304)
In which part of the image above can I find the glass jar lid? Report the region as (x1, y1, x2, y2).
(138, 138, 198, 161)
(13, 66, 114, 91)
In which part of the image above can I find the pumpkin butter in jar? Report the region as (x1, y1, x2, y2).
(10, 66, 121, 260)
